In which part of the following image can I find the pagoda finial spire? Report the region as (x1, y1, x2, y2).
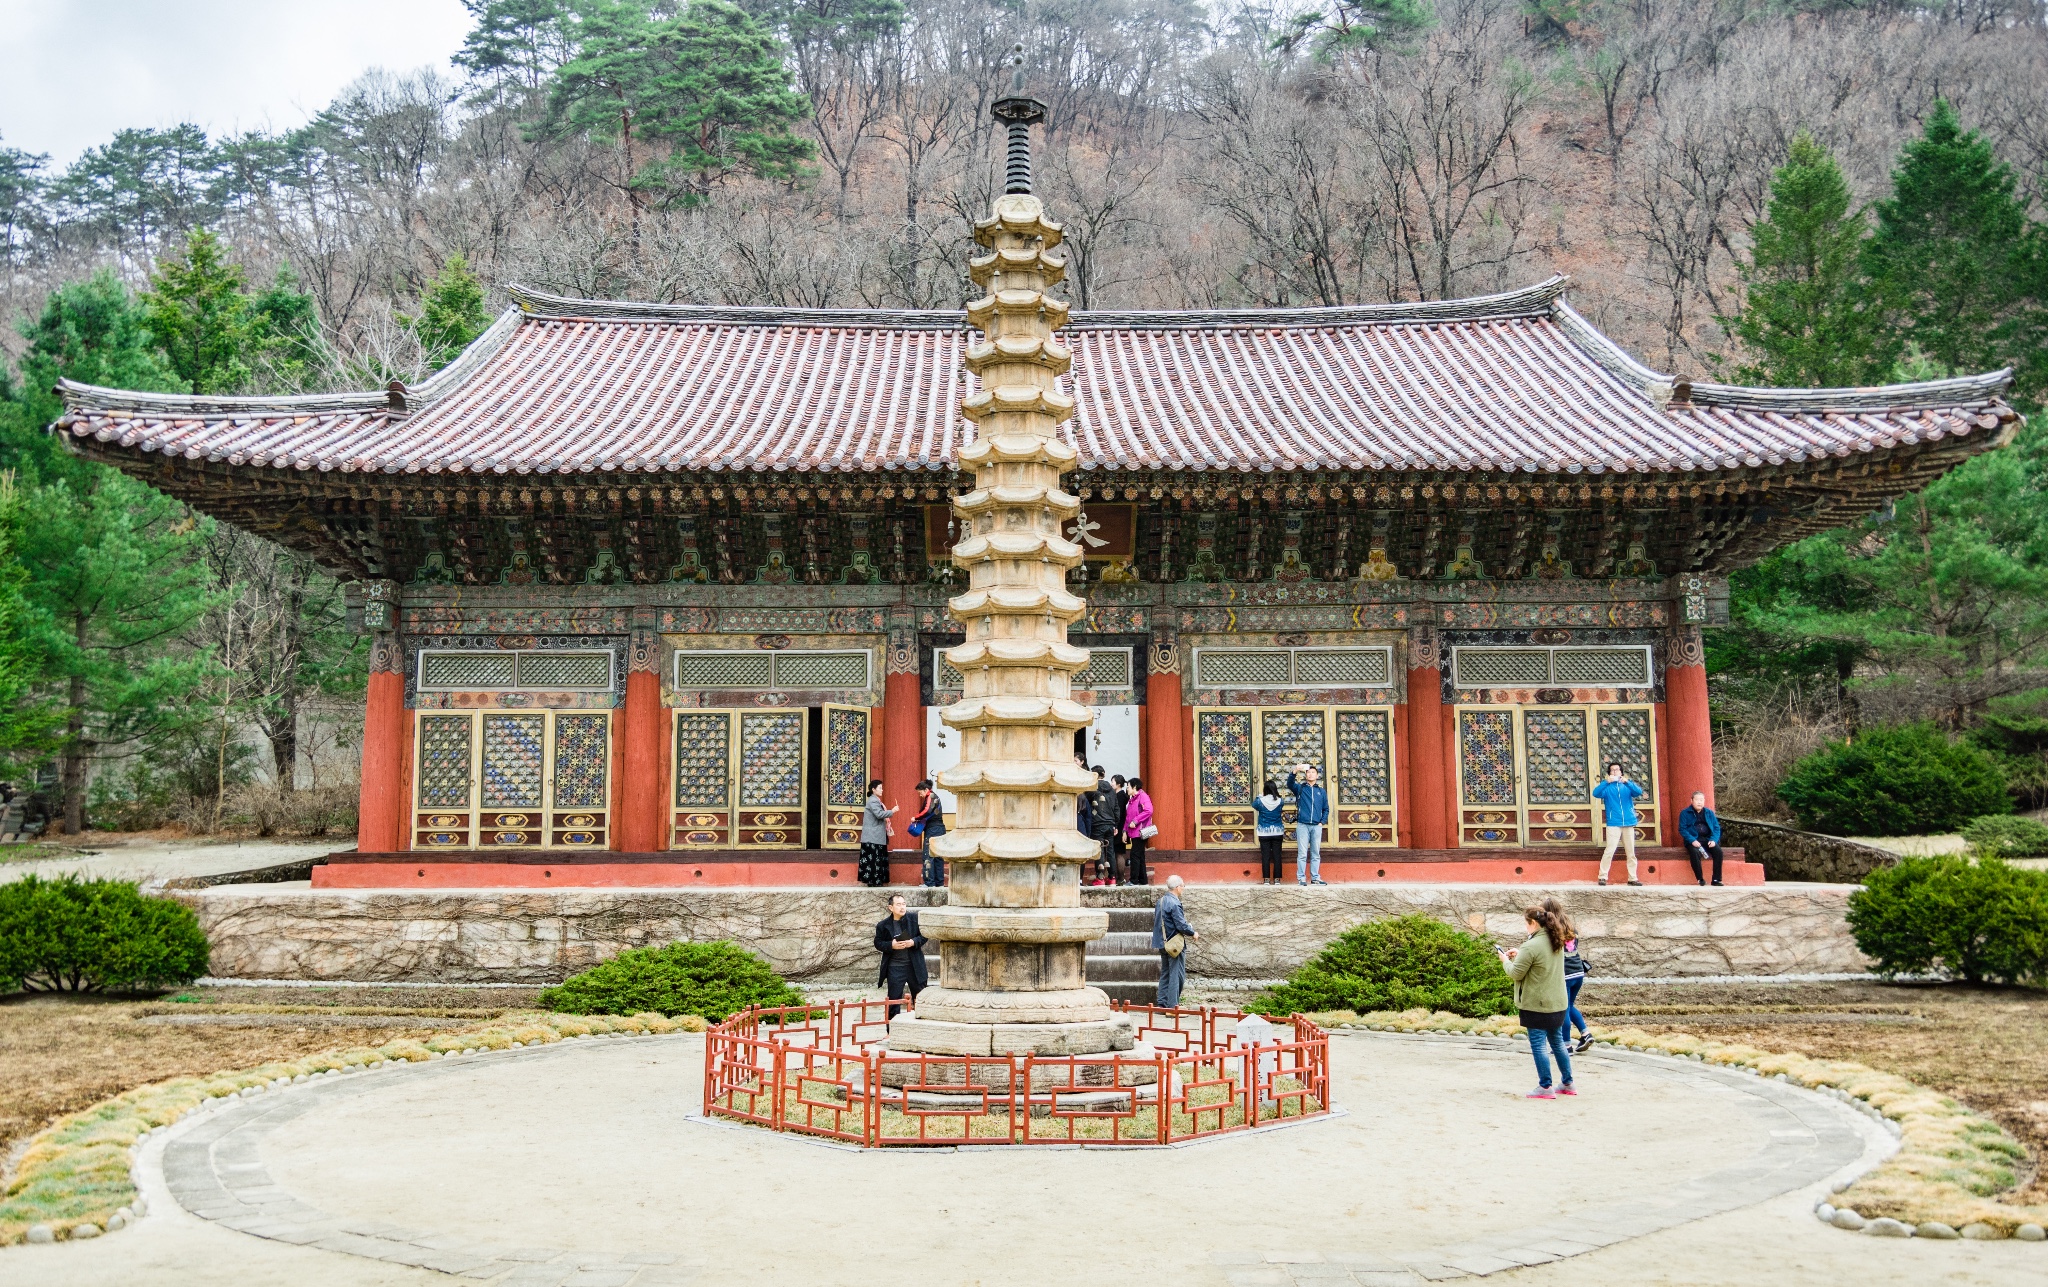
(991, 45, 1045, 197)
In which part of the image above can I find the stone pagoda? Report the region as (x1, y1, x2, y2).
(884, 91, 1134, 1061)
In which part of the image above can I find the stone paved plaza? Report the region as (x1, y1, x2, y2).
(15, 1029, 2045, 1286)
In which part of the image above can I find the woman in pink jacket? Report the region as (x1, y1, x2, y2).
(1122, 777, 1156, 886)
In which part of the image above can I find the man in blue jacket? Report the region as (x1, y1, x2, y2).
(1678, 790, 1724, 886)
(1286, 763, 1330, 886)
(1592, 761, 1646, 887)
(1152, 874, 1198, 1005)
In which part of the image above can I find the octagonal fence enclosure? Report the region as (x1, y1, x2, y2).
(702, 999, 1331, 1147)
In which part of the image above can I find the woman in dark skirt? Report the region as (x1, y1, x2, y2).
(858, 779, 893, 887)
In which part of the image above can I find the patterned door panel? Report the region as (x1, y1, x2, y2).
(1521, 708, 1593, 845)
(821, 704, 872, 850)
(1332, 707, 1396, 845)
(1193, 709, 1256, 846)
(736, 710, 806, 848)
(1456, 709, 1520, 845)
(1593, 706, 1659, 842)
(1194, 706, 1396, 849)
(671, 711, 735, 847)
(412, 711, 610, 850)
(414, 715, 475, 848)
(1455, 705, 1658, 848)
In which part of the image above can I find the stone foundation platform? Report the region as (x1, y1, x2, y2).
(173, 882, 1867, 985)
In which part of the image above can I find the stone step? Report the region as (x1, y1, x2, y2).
(1105, 907, 1157, 933)
(1100, 930, 1155, 953)
(1086, 956, 1163, 984)
(1095, 981, 1160, 1004)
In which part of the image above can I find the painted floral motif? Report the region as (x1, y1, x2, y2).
(739, 711, 804, 807)
(481, 714, 545, 808)
(1459, 710, 1516, 806)
(1335, 709, 1392, 806)
(1195, 710, 1254, 807)
(824, 707, 869, 809)
(416, 715, 472, 809)
(552, 713, 609, 809)
(1524, 709, 1590, 805)
(673, 712, 731, 808)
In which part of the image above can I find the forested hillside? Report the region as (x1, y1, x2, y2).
(0, 0, 2045, 832)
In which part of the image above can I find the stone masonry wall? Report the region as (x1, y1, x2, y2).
(175, 883, 1867, 985)
(1721, 817, 1900, 884)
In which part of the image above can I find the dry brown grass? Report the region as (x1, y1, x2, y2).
(1710, 704, 1846, 820)
(0, 989, 514, 1168)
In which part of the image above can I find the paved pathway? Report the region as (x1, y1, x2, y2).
(0, 836, 332, 887)
(15, 1031, 2046, 1286)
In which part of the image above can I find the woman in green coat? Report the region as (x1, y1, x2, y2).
(1501, 905, 1575, 1099)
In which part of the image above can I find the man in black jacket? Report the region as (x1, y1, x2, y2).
(874, 893, 928, 1018)
(1089, 765, 1122, 885)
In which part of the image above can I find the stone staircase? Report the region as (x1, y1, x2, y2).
(921, 905, 1161, 1003)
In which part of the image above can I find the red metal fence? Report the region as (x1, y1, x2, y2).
(702, 999, 1330, 1147)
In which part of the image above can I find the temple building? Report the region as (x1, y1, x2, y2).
(54, 266, 2020, 886)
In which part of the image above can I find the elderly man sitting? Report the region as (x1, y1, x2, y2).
(1151, 874, 1198, 1007)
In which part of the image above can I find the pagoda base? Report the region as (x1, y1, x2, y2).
(885, 1009, 1137, 1058)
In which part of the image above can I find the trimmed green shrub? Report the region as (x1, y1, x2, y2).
(1777, 723, 2010, 836)
(1256, 914, 1515, 1018)
(537, 940, 803, 1020)
(1963, 814, 2048, 858)
(1847, 856, 2048, 985)
(0, 875, 210, 993)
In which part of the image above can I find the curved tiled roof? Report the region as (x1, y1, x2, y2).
(56, 277, 2015, 478)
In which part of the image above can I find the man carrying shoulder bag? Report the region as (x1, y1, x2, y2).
(1152, 874, 1198, 1007)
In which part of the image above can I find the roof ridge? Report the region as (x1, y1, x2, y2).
(1546, 298, 2011, 412)
(504, 277, 1575, 331)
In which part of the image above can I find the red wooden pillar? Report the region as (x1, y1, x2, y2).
(617, 661, 666, 853)
(1664, 622, 1714, 837)
(1405, 625, 1448, 850)
(358, 636, 407, 854)
(883, 654, 924, 852)
(1144, 632, 1192, 850)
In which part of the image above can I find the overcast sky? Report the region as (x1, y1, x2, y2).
(0, 0, 475, 166)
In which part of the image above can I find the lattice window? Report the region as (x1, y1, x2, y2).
(1452, 649, 1552, 687)
(934, 656, 964, 690)
(1295, 649, 1390, 686)
(1552, 647, 1652, 687)
(738, 712, 804, 807)
(675, 652, 774, 688)
(420, 653, 516, 689)
(1596, 708, 1655, 784)
(673, 713, 731, 807)
(517, 652, 612, 689)
(773, 651, 870, 689)
(1523, 709, 1591, 805)
(1073, 648, 1133, 688)
(1194, 710, 1254, 807)
(1195, 650, 1292, 687)
(551, 714, 609, 809)
(824, 707, 870, 810)
(1335, 709, 1393, 805)
(1458, 710, 1518, 806)
(480, 714, 545, 808)
(1261, 709, 1327, 793)
(416, 714, 473, 809)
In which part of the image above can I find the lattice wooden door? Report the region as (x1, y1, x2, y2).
(412, 710, 611, 850)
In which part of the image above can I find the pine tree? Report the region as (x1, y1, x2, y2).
(401, 255, 493, 368)
(142, 229, 256, 394)
(542, 0, 814, 205)
(0, 277, 214, 831)
(1726, 132, 1880, 387)
(1864, 100, 2034, 383)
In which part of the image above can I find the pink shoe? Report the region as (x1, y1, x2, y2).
(1557, 1084, 1578, 1096)
(1525, 1087, 1556, 1099)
